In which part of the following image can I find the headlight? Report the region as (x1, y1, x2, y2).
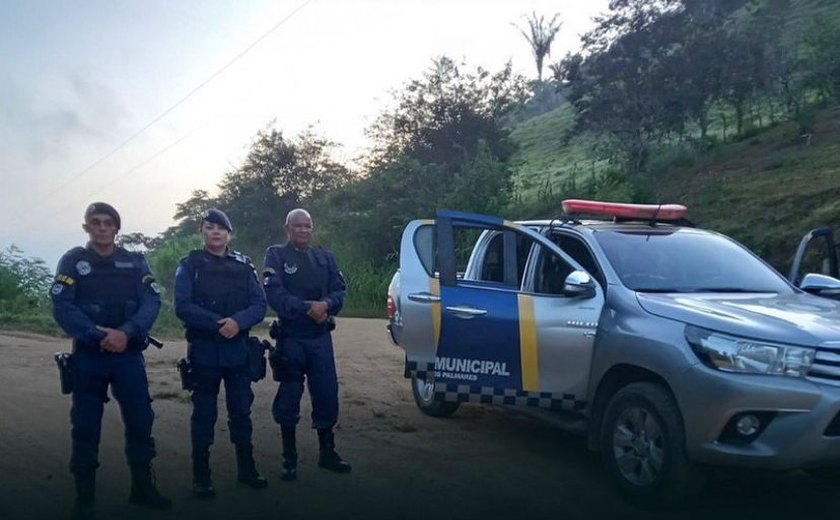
(685, 325, 815, 377)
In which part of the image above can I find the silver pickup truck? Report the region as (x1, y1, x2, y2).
(386, 201, 840, 507)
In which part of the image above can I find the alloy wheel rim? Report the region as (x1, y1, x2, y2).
(415, 376, 434, 403)
(612, 406, 664, 486)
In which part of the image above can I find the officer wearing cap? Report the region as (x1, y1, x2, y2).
(50, 202, 171, 519)
(263, 208, 350, 481)
(174, 208, 268, 498)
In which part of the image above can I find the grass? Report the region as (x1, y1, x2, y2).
(508, 105, 612, 204)
(654, 105, 840, 271)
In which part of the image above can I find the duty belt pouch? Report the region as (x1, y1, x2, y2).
(246, 336, 268, 383)
(177, 358, 196, 391)
(54, 352, 74, 395)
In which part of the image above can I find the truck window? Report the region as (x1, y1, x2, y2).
(548, 232, 604, 288)
(477, 231, 534, 286)
(532, 245, 576, 295)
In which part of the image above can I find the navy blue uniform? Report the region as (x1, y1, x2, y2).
(263, 245, 346, 429)
(174, 249, 266, 450)
(50, 246, 161, 475)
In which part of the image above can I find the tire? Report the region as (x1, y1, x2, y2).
(600, 382, 706, 508)
(411, 373, 460, 417)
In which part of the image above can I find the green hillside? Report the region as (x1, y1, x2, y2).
(509, 104, 609, 202)
(509, 102, 840, 272)
(655, 105, 840, 270)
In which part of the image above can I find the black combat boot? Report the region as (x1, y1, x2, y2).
(280, 426, 298, 482)
(71, 470, 96, 520)
(317, 429, 352, 474)
(191, 448, 215, 499)
(128, 463, 173, 510)
(235, 444, 268, 489)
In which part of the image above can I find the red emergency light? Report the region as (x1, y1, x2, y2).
(561, 199, 687, 221)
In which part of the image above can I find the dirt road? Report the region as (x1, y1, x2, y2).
(1, 319, 838, 520)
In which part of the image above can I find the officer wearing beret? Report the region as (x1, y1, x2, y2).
(174, 209, 268, 498)
(50, 202, 171, 519)
(263, 208, 350, 481)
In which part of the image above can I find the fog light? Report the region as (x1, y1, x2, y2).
(718, 411, 775, 445)
(736, 414, 760, 436)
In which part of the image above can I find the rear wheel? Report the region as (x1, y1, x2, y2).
(411, 373, 459, 417)
(600, 382, 705, 508)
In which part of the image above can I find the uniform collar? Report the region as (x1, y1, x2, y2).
(86, 242, 117, 258)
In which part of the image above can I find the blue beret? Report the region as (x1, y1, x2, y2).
(85, 202, 121, 230)
(202, 208, 233, 232)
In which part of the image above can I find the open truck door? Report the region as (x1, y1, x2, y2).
(789, 227, 840, 300)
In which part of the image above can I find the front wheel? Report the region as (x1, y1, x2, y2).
(600, 382, 706, 508)
(411, 373, 459, 417)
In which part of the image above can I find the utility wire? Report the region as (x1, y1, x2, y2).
(20, 120, 210, 232)
(23, 0, 313, 211)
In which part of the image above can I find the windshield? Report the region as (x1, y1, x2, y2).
(593, 228, 794, 293)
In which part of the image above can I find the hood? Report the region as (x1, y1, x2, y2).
(636, 292, 840, 346)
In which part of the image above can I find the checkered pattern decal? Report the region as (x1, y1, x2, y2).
(435, 384, 586, 412)
(407, 360, 435, 380)
(407, 361, 585, 411)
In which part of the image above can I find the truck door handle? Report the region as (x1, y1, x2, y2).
(445, 306, 487, 318)
(408, 292, 440, 303)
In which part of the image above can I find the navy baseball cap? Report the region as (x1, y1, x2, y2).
(202, 208, 233, 232)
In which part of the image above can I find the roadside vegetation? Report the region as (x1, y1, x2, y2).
(3, 0, 839, 336)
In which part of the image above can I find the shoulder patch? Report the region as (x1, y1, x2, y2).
(75, 260, 92, 276)
(50, 283, 64, 295)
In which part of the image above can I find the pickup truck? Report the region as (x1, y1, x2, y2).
(386, 200, 840, 507)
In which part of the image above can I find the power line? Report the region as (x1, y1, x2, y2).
(20, 120, 211, 232)
(21, 0, 314, 212)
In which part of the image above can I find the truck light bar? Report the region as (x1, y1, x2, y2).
(561, 199, 687, 221)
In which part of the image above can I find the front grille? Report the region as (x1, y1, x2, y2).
(807, 342, 840, 386)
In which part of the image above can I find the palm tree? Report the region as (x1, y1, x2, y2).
(515, 12, 563, 82)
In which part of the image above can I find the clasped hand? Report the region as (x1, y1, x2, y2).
(97, 326, 128, 353)
(217, 317, 241, 339)
(306, 300, 329, 324)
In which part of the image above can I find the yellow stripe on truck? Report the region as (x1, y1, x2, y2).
(429, 277, 441, 352)
(518, 294, 539, 391)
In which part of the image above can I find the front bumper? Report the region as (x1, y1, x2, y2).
(678, 363, 840, 470)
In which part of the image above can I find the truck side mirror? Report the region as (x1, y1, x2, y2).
(563, 270, 596, 298)
(799, 273, 840, 299)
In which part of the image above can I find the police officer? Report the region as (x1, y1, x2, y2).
(263, 208, 351, 481)
(174, 209, 268, 498)
(50, 202, 171, 519)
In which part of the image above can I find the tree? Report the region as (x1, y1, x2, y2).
(322, 57, 528, 264)
(0, 246, 52, 314)
(515, 12, 563, 82)
(215, 126, 351, 254)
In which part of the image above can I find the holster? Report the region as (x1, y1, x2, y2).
(54, 352, 74, 395)
(246, 336, 270, 383)
(177, 357, 196, 391)
(268, 339, 285, 382)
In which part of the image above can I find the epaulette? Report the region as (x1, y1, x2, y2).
(229, 250, 248, 264)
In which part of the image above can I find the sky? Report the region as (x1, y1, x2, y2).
(0, 0, 610, 270)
